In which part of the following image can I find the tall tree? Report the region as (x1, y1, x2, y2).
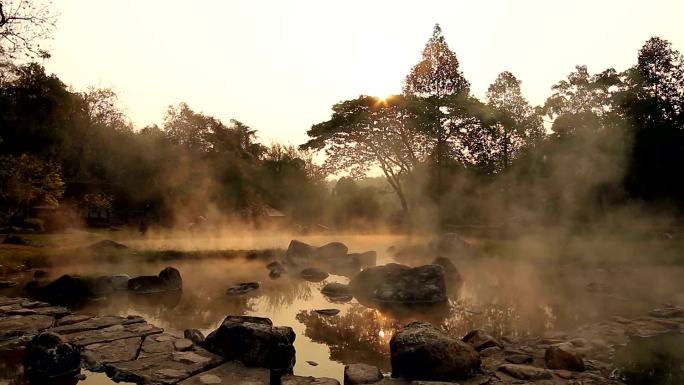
(0, 0, 56, 59)
(403, 24, 471, 191)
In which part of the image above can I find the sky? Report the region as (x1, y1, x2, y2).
(46, 0, 684, 146)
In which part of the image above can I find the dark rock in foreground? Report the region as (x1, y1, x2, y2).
(105, 348, 223, 384)
(184, 329, 205, 346)
(203, 315, 296, 372)
(350, 264, 447, 305)
(24, 332, 81, 382)
(128, 266, 182, 294)
(462, 329, 502, 352)
(497, 364, 552, 380)
(390, 322, 480, 381)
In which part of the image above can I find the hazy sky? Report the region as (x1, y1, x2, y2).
(46, 0, 683, 146)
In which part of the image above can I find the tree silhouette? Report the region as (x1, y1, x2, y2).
(0, 0, 56, 59)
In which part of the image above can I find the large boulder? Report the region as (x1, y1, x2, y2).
(317, 242, 348, 260)
(203, 315, 296, 372)
(25, 275, 94, 306)
(350, 264, 447, 304)
(344, 363, 383, 384)
(545, 343, 585, 371)
(91, 274, 131, 295)
(24, 332, 81, 382)
(128, 266, 182, 294)
(284, 240, 318, 266)
(349, 251, 377, 269)
(432, 257, 463, 291)
(390, 322, 480, 381)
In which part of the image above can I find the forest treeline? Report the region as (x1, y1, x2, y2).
(0, 20, 683, 231)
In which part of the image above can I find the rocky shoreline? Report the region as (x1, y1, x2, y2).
(0, 293, 682, 384)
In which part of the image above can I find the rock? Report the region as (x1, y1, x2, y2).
(56, 314, 93, 326)
(52, 315, 143, 334)
(128, 266, 182, 294)
(184, 329, 205, 345)
(178, 360, 270, 385)
(0, 280, 17, 288)
(344, 363, 383, 384)
(301, 267, 329, 282)
(105, 348, 223, 384)
(63, 321, 162, 347)
(203, 315, 296, 371)
(314, 309, 340, 316)
(87, 239, 129, 251)
(23, 332, 81, 382)
(432, 257, 463, 290)
(284, 240, 318, 266)
(545, 343, 585, 371)
(139, 333, 193, 357)
(226, 282, 260, 296)
(267, 261, 286, 279)
(322, 283, 352, 298)
(318, 242, 348, 259)
(82, 337, 141, 371)
(390, 322, 480, 381)
(25, 274, 94, 306)
(307, 360, 318, 366)
(350, 264, 447, 304)
(497, 364, 552, 380)
(91, 274, 131, 294)
(349, 251, 377, 269)
(281, 375, 340, 385)
(649, 307, 684, 318)
(505, 354, 533, 364)
(462, 330, 502, 351)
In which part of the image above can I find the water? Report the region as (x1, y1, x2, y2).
(1, 233, 683, 384)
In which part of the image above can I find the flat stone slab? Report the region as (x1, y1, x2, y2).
(0, 314, 55, 335)
(63, 321, 162, 347)
(178, 360, 270, 385)
(105, 348, 224, 384)
(0, 297, 25, 306)
(82, 336, 143, 371)
(140, 333, 194, 358)
(57, 314, 94, 326)
(281, 375, 340, 385)
(52, 315, 145, 334)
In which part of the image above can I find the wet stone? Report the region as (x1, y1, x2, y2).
(0, 314, 55, 335)
(63, 321, 162, 347)
(226, 282, 260, 296)
(105, 347, 223, 385)
(178, 360, 270, 385)
(82, 337, 142, 371)
(140, 333, 184, 357)
(314, 309, 340, 316)
(497, 364, 553, 380)
(462, 330, 502, 352)
(56, 314, 94, 326)
(505, 354, 533, 364)
(185, 328, 205, 345)
(51, 315, 144, 334)
(545, 343, 586, 371)
(281, 375, 340, 385)
(345, 363, 383, 384)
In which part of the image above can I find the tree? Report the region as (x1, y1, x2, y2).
(403, 24, 471, 192)
(0, 153, 64, 222)
(302, 95, 428, 215)
(481, 71, 544, 172)
(0, 0, 56, 59)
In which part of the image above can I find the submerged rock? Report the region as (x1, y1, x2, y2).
(87, 239, 129, 251)
(203, 315, 296, 371)
(544, 342, 585, 371)
(226, 282, 260, 296)
(128, 266, 182, 294)
(321, 283, 352, 298)
(350, 264, 447, 305)
(314, 309, 340, 316)
(390, 322, 480, 381)
(24, 332, 81, 382)
(301, 267, 329, 282)
(91, 274, 131, 294)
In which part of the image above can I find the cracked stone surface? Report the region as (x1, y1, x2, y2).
(82, 336, 143, 371)
(178, 360, 270, 385)
(63, 321, 162, 347)
(281, 375, 341, 385)
(51, 315, 145, 334)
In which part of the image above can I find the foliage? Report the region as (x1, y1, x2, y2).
(0, 0, 56, 59)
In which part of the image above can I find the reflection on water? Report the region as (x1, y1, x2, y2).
(1, 234, 683, 384)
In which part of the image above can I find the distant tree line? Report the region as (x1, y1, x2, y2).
(303, 25, 684, 228)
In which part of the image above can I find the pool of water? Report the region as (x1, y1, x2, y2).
(1, 233, 683, 384)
